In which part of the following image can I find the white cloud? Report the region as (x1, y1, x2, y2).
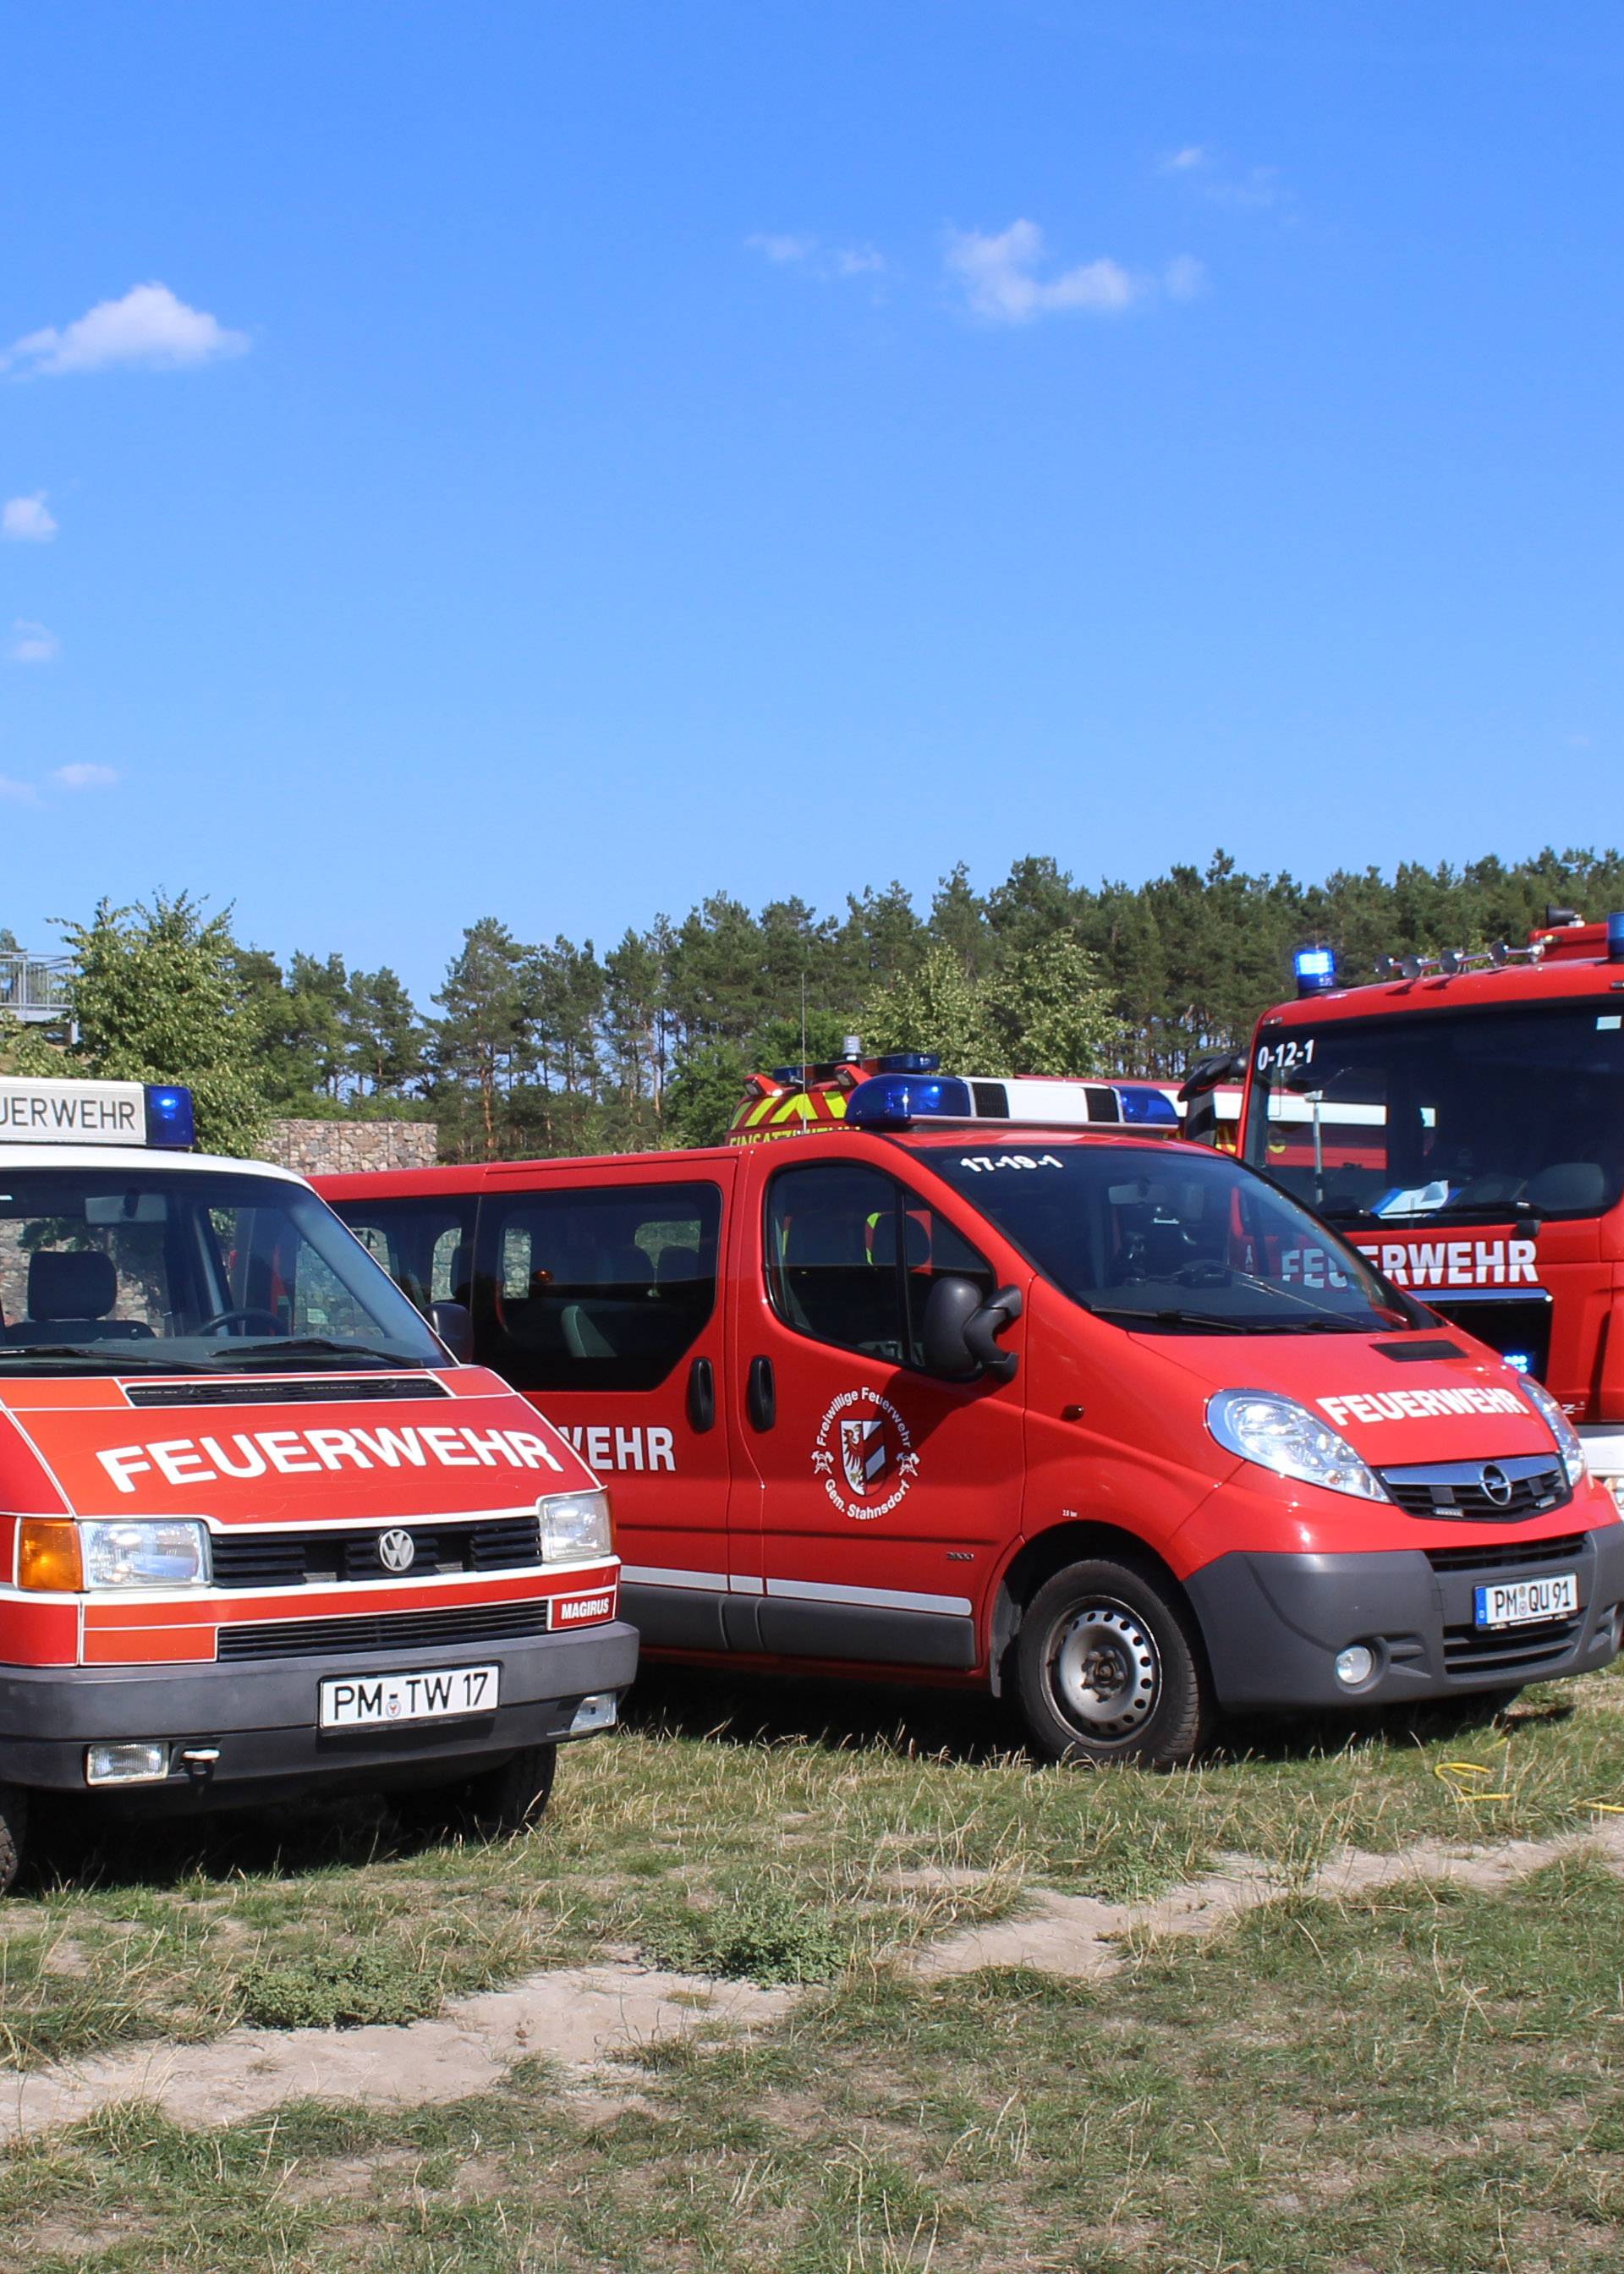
(3, 283, 249, 376)
(0, 776, 41, 807)
(746, 233, 886, 283)
(945, 221, 1158, 323)
(1162, 147, 1291, 215)
(8, 619, 61, 664)
(53, 762, 118, 791)
(747, 233, 818, 264)
(1204, 165, 1285, 212)
(2, 492, 57, 541)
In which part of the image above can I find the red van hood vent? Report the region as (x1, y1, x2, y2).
(1374, 1340, 1468, 1364)
(123, 1375, 449, 1409)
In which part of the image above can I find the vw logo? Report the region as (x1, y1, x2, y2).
(376, 1528, 417, 1574)
(1479, 1464, 1514, 1508)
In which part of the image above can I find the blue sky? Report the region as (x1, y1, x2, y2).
(3, 3, 1620, 1002)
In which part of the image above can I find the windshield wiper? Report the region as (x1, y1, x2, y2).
(0, 1346, 191, 1370)
(1370, 1199, 1541, 1226)
(194, 1338, 424, 1370)
(1084, 1305, 1256, 1333)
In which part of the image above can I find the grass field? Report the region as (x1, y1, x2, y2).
(4, 1663, 1624, 2271)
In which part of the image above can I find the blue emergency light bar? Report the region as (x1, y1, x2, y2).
(1116, 1084, 1180, 1126)
(1293, 947, 1337, 997)
(875, 1052, 941, 1074)
(846, 1075, 973, 1129)
(143, 1085, 197, 1148)
(1609, 913, 1624, 964)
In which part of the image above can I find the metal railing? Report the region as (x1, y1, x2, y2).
(0, 953, 74, 1024)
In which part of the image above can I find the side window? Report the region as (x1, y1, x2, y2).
(476, 1182, 721, 1392)
(329, 1199, 478, 1315)
(765, 1163, 994, 1368)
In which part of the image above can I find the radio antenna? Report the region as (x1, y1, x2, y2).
(800, 972, 808, 1082)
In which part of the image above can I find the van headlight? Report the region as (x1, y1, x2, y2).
(539, 1490, 612, 1562)
(1208, 1390, 1387, 1502)
(80, 1519, 211, 1589)
(1518, 1377, 1588, 1487)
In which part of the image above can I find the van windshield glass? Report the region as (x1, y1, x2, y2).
(924, 1144, 1413, 1334)
(1242, 1002, 1624, 1225)
(0, 1169, 443, 1373)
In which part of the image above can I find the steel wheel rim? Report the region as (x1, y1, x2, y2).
(1048, 1598, 1160, 1740)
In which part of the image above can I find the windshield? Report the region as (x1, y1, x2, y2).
(923, 1143, 1413, 1333)
(0, 1168, 445, 1374)
(1243, 1001, 1624, 1223)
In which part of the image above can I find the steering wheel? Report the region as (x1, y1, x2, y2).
(197, 1307, 285, 1338)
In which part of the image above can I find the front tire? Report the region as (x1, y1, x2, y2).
(0, 1784, 28, 1894)
(1015, 1557, 1213, 1767)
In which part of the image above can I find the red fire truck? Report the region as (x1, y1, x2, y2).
(1218, 917, 1624, 1508)
(0, 1076, 634, 1892)
(321, 1057, 1622, 1766)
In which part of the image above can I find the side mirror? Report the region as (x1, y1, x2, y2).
(920, 1275, 1023, 1383)
(429, 1299, 474, 1364)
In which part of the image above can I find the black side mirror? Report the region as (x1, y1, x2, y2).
(429, 1299, 474, 1364)
(920, 1275, 1023, 1383)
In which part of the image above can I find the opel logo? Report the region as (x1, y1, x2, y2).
(376, 1528, 417, 1574)
(1479, 1464, 1514, 1508)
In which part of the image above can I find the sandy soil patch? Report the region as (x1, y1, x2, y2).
(0, 1964, 793, 2146)
(913, 1818, 1624, 1980)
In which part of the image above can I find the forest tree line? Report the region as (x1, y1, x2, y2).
(3, 843, 1622, 1157)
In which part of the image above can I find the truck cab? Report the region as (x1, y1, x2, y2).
(0, 1075, 636, 1892)
(322, 1062, 1623, 1767)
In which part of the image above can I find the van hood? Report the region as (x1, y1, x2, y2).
(0, 1367, 594, 1520)
(1135, 1330, 1561, 1466)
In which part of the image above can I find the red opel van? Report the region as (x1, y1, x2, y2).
(321, 1068, 1623, 1765)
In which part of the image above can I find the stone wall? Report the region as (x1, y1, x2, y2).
(260, 1119, 439, 1178)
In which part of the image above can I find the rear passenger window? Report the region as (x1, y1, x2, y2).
(476, 1183, 721, 1392)
(765, 1162, 995, 1368)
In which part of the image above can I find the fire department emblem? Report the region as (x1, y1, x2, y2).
(812, 1388, 919, 1522)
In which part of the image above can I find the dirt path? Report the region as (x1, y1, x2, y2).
(0, 1964, 794, 2146)
(7, 1820, 1621, 2145)
(912, 1817, 1624, 1980)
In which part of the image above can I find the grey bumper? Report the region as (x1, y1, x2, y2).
(1185, 1529, 1624, 1711)
(0, 1621, 639, 1799)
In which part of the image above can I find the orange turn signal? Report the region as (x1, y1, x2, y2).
(18, 1519, 83, 1593)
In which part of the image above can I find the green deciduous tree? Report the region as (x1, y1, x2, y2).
(56, 894, 266, 1154)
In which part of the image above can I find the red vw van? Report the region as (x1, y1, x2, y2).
(321, 1068, 1623, 1766)
(0, 1077, 634, 1891)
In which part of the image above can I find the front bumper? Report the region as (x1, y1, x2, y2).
(0, 1620, 639, 1801)
(1185, 1528, 1624, 1711)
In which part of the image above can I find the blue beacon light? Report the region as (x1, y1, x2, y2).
(143, 1085, 197, 1148)
(844, 1074, 973, 1129)
(1293, 948, 1336, 997)
(1115, 1085, 1179, 1126)
(1607, 913, 1624, 964)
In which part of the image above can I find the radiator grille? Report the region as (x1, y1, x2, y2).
(211, 1513, 540, 1590)
(1383, 1465, 1569, 1523)
(216, 1598, 552, 1662)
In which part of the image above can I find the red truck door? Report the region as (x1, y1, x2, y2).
(728, 1150, 1028, 1673)
(472, 1159, 736, 1651)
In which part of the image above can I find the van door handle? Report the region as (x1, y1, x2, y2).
(747, 1355, 776, 1431)
(686, 1355, 716, 1433)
